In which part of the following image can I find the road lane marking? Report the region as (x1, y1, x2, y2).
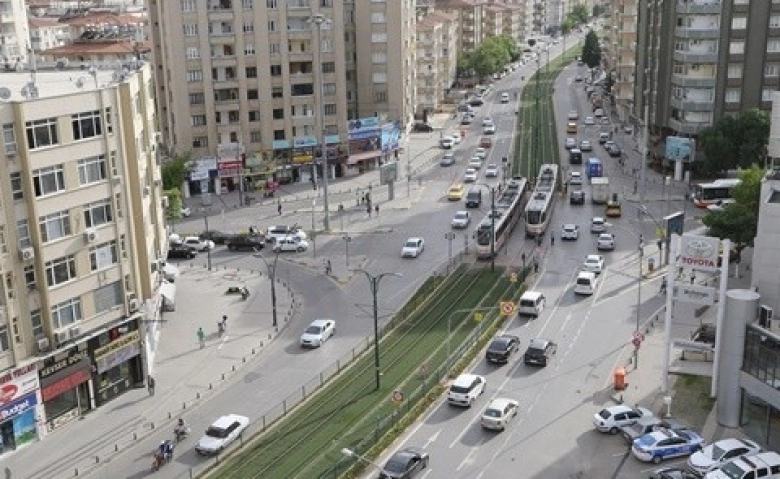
(423, 429, 441, 449)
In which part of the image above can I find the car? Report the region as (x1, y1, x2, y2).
(582, 254, 605, 274)
(482, 116, 493, 127)
(594, 108, 605, 117)
(196, 414, 250, 455)
(266, 225, 307, 244)
(469, 96, 485, 106)
(649, 467, 699, 479)
(272, 237, 310, 252)
(688, 438, 762, 475)
(606, 143, 622, 157)
(401, 237, 425, 258)
(620, 416, 689, 444)
(590, 216, 607, 233)
(485, 335, 521, 364)
(593, 405, 654, 434)
(584, 116, 596, 125)
(479, 136, 493, 148)
(451, 210, 471, 229)
(570, 189, 585, 204)
(500, 92, 510, 103)
(482, 124, 496, 135)
(600, 116, 611, 125)
(518, 291, 546, 317)
(569, 171, 583, 186)
(468, 156, 483, 169)
(182, 236, 215, 252)
(464, 168, 478, 182)
(440, 152, 455, 167)
(439, 136, 454, 149)
(447, 373, 486, 407)
(379, 447, 429, 479)
(447, 183, 465, 200)
(604, 140, 616, 149)
(474, 147, 488, 159)
(580, 140, 593, 151)
(561, 224, 580, 240)
(226, 234, 266, 251)
(568, 110, 579, 120)
(524, 338, 557, 366)
(481, 398, 519, 431)
(411, 122, 434, 133)
(450, 132, 462, 144)
(300, 318, 336, 348)
(565, 137, 577, 149)
(485, 164, 499, 177)
(597, 233, 616, 251)
(167, 243, 197, 259)
(575, 74, 583, 82)
(631, 429, 705, 464)
(200, 230, 236, 245)
(460, 115, 473, 126)
(566, 122, 578, 134)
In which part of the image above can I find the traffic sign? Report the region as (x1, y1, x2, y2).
(500, 301, 516, 316)
(391, 389, 404, 404)
(473, 312, 484, 323)
(509, 272, 518, 284)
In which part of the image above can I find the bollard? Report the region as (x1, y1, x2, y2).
(222, 373, 225, 380)
(196, 392, 200, 399)
(252, 348, 256, 354)
(95, 456, 99, 463)
(168, 412, 172, 419)
(115, 444, 119, 452)
(268, 334, 272, 340)
(232, 365, 236, 371)
(151, 422, 155, 429)
(259, 341, 264, 348)
(133, 432, 137, 440)
(243, 357, 246, 363)
(75, 469, 79, 476)
(209, 383, 213, 389)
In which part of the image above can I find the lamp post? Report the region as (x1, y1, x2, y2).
(200, 207, 212, 271)
(253, 223, 298, 329)
(444, 232, 455, 274)
(358, 270, 402, 391)
(311, 198, 317, 258)
(343, 234, 351, 268)
(341, 448, 387, 475)
(309, 13, 332, 230)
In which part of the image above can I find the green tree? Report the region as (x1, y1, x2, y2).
(468, 37, 512, 77)
(603, 71, 614, 94)
(698, 109, 769, 174)
(561, 18, 575, 35)
(702, 165, 764, 256)
(593, 4, 607, 17)
(456, 51, 474, 77)
(493, 35, 519, 62)
(581, 31, 601, 68)
(161, 153, 191, 219)
(569, 5, 590, 25)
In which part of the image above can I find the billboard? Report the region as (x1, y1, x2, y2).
(677, 234, 720, 272)
(665, 136, 695, 163)
(381, 122, 401, 154)
(348, 117, 380, 141)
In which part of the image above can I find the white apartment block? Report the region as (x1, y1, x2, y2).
(416, 11, 458, 115)
(28, 17, 69, 55)
(0, 0, 29, 65)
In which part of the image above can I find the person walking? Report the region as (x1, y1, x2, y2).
(197, 327, 205, 349)
(219, 315, 228, 334)
(147, 375, 156, 396)
(277, 201, 282, 216)
(325, 259, 332, 276)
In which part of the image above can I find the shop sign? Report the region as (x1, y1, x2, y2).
(93, 331, 140, 360)
(672, 283, 717, 306)
(0, 393, 37, 421)
(0, 364, 39, 407)
(217, 143, 240, 160)
(41, 369, 91, 402)
(292, 153, 314, 164)
(293, 136, 317, 148)
(678, 235, 720, 272)
(188, 157, 216, 182)
(348, 117, 380, 141)
(381, 123, 401, 153)
(94, 331, 141, 374)
(217, 160, 242, 178)
(39, 349, 90, 380)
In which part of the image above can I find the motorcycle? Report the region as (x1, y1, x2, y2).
(174, 425, 190, 443)
(150, 441, 174, 472)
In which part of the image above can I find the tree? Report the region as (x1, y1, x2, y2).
(466, 36, 515, 77)
(561, 18, 575, 36)
(581, 31, 601, 68)
(456, 52, 474, 77)
(161, 153, 192, 219)
(603, 71, 614, 94)
(702, 165, 764, 256)
(569, 5, 590, 25)
(593, 4, 607, 17)
(698, 109, 769, 174)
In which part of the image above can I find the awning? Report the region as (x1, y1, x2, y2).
(347, 151, 381, 165)
(159, 282, 176, 302)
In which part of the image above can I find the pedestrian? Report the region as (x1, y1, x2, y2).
(367, 203, 372, 217)
(536, 233, 542, 247)
(221, 314, 228, 331)
(533, 260, 539, 274)
(197, 327, 205, 349)
(690, 274, 696, 285)
(277, 201, 282, 216)
(550, 233, 555, 246)
(375, 204, 379, 216)
(325, 259, 332, 275)
(249, 225, 255, 235)
(147, 375, 156, 396)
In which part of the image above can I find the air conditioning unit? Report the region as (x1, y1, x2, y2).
(161, 196, 170, 208)
(54, 331, 69, 345)
(143, 185, 151, 196)
(19, 247, 34, 261)
(69, 326, 81, 339)
(84, 228, 99, 243)
(36, 337, 50, 353)
(6, 150, 16, 159)
(759, 305, 774, 328)
(113, 175, 122, 184)
(153, 179, 162, 187)
(128, 298, 140, 313)
(153, 131, 163, 144)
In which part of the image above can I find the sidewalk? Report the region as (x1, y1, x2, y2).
(7, 264, 297, 479)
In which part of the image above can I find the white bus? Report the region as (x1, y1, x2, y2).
(692, 178, 740, 208)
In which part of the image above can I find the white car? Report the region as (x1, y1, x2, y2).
(561, 224, 579, 240)
(451, 132, 462, 144)
(401, 237, 425, 258)
(183, 236, 215, 252)
(483, 124, 496, 135)
(485, 164, 499, 177)
(266, 225, 308, 244)
(299, 318, 335, 348)
(500, 92, 510, 103)
(440, 136, 454, 149)
(582, 254, 605, 274)
(597, 233, 616, 251)
(584, 116, 596, 125)
(482, 116, 493, 127)
(451, 210, 471, 229)
(474, 147, 488, 159)
(565, 137, 577, 149)
(593, 405, 654, 434)
(481, 398, 519, 431)
(464, 168, 478, 182)
(569, 171, 583, 186)
(580, 140, 593, 151)
(447, 373, 486, 407)
(688, 438, 762, 475)
(196, 414, 249, 455)
(594, 108, 605, 117)
(273, 237, 310, 252)
(468, 156, 483, 169)
(568, 110, 579, 120)
(590, 216, 607, 233)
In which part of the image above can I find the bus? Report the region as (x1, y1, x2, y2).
(476, 177, 529, 259)
(692, 178, 740, 208)
(525, 164, 559, 237)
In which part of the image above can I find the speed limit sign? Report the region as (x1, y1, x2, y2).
(500, 301, 516, 316)
(391, 389, 405, 404)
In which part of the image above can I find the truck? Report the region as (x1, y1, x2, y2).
(591, 177, 610, 204)
(586, 157, 603, 179)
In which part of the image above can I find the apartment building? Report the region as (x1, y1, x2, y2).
(0, 62, 167, 448)
(436, 0, 485, 54)
(604, 0, 638, 123)
(0, 0, 29, 65)
(28, 17, 69, 55)
(416, 11, 458, 116)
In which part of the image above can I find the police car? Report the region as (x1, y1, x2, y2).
(631, 428, 705, 464)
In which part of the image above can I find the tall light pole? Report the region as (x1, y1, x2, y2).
(200, 207, 212, 271)
(310, 13, 331, 230)
(253, 223, 298, 329)
(358, 270, 402, 391)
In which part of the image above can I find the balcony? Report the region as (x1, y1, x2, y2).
(208, 8, 234, 21)
(288, 0, 310, 7)
(670, 96, 715, 112)
(676, 27, 720, 39)
(672, 74, 716, 88)
(676, 2, 721, 15)
(668, 117, 710, 135)
(673, 50, 718, 63)
(210, 55, 237, 67)
(210, 34, 235, 44)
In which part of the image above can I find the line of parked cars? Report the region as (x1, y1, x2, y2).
(167, 225, 311, 260)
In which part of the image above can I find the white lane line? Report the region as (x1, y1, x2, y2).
(448, 405, 484, 449)
(217, 335, 229, 350)
(423, 429, 441, 449)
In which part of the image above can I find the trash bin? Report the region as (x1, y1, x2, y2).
(614, 367, 627, 390)
(648, 258, 655, 272)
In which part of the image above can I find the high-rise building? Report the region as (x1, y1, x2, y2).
(416, 11, 458, 116)
(0, 0, 30, 65)
(0, 62, 167, 440)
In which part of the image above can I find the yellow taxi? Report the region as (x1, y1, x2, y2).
(566, 122, 578, 134)
(447, 183, 466, 201)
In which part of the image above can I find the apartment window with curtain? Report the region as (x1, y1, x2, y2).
(729, 41, 744, 55)
(727, 64, 743, 79)
(762, 89, 775, 102)
(731, 17, 747, 30)
(725, 89, 741, 103)
(770, 16, 780, 28)
(768, 40, 780, 53)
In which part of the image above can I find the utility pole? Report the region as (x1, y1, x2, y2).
(310, 13, 331, 230)
(359, 270, 402, 391)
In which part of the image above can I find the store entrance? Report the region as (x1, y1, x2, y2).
(0, 420, 15, 454)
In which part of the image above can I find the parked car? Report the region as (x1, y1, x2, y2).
(411, 122, 434, 133)
(183, 236, 215, 252)
(481, 398, 519, 431)
(582, 254, 605, 274)
(597, 233, 616, 251)
(485, 335, 521, 364)
(523, 338, 557, 366)
(561, 224, 580, 240)
(593, 405, 654, 434)
(631, 429, 705, 463)
(226, 234, 266, 251)
(688, 438, 762, 475)
(469, 96, 485, 106)
(401, 237, 425, 258)
(447, 373, 486, 407)
(196, 414, 249, 455)
(299, 318, 336, 348)
(451, 210, 471, 229)
(379, 447, 429, 479)
(200, 230, 236, 245)
(181, 207, 191, 217)
(167, 243, 197, 260)
(619, 416, 689, 444)
(272, 237, 310, 253)
(648, 467, 699, 479)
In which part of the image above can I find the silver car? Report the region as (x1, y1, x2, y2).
(451, 210, 471, 229)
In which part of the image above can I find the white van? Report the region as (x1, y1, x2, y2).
(574, 271, 598, 295)
(518, 291, 546, 317)
(705, 452, 780, 479)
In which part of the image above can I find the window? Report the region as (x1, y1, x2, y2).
(273, 108, 284, 119)
(729, 41, 744, 54)
(94, 281, 122, 314)
(46, 255, 77, 286)
(274, 130, 285, 140)
(768, 40, 780, 53)
(324, 104, 337, 116)
(725, 88, 741, 103)
(245, 67, 257, 79)
(189, 92, 205, 104)
(104, 107, 112, 134)
(242, 0, 253, 8)
(186, 47, 200, 59)
(269, 43, 280, 55)
(245, 44, 255, 55)
(727, 64, 743, 79)
(0, 227, 5, 254)
(33, 165, 66, 197)
(90, 241, 118, 271)
(250, 131, 262, 143)
(84, 200, 113, 228)
(23, 265, 35, 289)
(3, 123, 16, 154)
(17, 220, 30, 248)
(187, 70, 203, 82)
(10, 172, 23, 200)
(78, 155, 108, 185)
(192, 136, 208, 148)
(766, 63, 780, 76)
(270, 65, 282, 76)
(322, 61, 335, 73)
(71, 110, 102, 141)
(51, 298, 82, 329)
(731, 17, 747, 30)
(323, 83, 336, 96)
(191, 115, 207, 126)
(25, 117, 58, 149)
(243, 21, 254, 33)
(272, 87, 283, 98)
(372, 52, 387, 63)
(266, 0, 277, 7)
(371, 13, 386, 23)
(373, 72, 387, 83)
(247, 89, 259, 100)
(183, 24, 198, 36)
(248, 111, 261, 122)
(771, 16, 780, 28)
(0, 326, 8, 353)
(30, 310, 43, 337)
(321, 0, 333, 5)
(268, 20, 277, 31)
(39, 210, 71, 243)
(373, 91, 387, 103)
(181, 0, 195, 11)
(372, 33, 387, 43)
(319, 39, 332, 53)
(763, 88, 775, 102)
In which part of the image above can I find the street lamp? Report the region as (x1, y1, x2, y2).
(309, 13, 332, 231)
(358, 270, 402, 391)
(200, 207, 212, 271)
(253, 223, 298, 329)
(341, 448, 387, 475)
(606, 221, 644, 368)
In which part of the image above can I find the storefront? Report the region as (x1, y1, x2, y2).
(38, 347, 92, 432)
(0, 364, 41, 454)
(90, 324, 143, 407)
(272, 136, 346, 184)
(348, 117, 382, 173)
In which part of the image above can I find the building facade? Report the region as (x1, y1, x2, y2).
(0, 0, 29, 65)
(415, 11, 458, 116)
(0, 63, 167, 448)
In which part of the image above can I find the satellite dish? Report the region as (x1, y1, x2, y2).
(0, 87, 10, 100)
(75, 77, 84, 88)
